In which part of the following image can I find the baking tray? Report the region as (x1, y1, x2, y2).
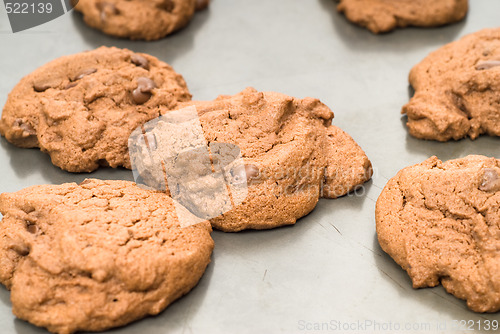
(1, 0, 499, 333)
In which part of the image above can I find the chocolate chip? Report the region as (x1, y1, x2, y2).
(12, 243, 29, 256)
(27, 224, 38, 234)
(79, 179, 93, 186)
(98, 159, 110, 167)
(65, 69, 96, 89)
(231, 168, 246, 184)
(158, 0, 174, 12)
(196, 0, 210, 11)
(13, 119, 36, 136)
(131, 54, 149, 70)
(244, 164, 260, 180)
(132, 77, 156, 104)
(135, 131, 157, 151)
(479, 168, 500, 192)
(475, 60, 500, 70)
(20, 123, 35, 135)
(449, 92, 469, 116)
(74, 68, 97, 81)
(97, 2, 119, 22)
(231, 164, 260, 184)
(65, 82, 78, 90)
(33, 81, 52, 92)
(144, 132, 157, 151)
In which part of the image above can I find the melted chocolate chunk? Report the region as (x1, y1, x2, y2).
(475, 60, 500, 70)
(196, 0, 210, 11)
(74, 68, 97, 81)
(479, 168, 500, 192)
(97, 2, 119, 22)
(158, 0, 175, 12)
(144, 132, 157, 151)
(33, 81, 52, 92)
(131, 54, 149, 70)
(132, 77, 156, 104)
(65, 82, 78, 90)
(27, 224, 38, 234)
(13, 119, 36, 136)
(231, 164, 260, 184)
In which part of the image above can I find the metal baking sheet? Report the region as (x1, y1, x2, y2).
(1, 0, 499, 333)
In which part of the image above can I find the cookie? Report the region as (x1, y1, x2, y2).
(403, 28, 500, 141)
(0, 179, 213, 334)
(376, 155, 500, 312)
(0, 46, 191, 172)
(337, 0, 468, 34)
(72, 0, 209, 40)
(131, 87, 373, 232)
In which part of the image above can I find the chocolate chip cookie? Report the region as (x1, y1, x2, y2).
(403, 28, 500, 141)
(72, 0, 209, 40)
(131, 88, 373, 232)
(0, 46, 191, 172)
(0, 179, 213, 334)
(337, 0, 468, 34)
(376, 155, 500, 312)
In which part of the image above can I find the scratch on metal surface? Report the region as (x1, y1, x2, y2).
(317, 221, 328, 232)
(359, 243, 381, 257)
(329, 222, 342, 235)
(379, 268, 407, 291)
(379, 174, 391, 182)
(262, 269, 267, 281)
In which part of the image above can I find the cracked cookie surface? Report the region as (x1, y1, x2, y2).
(132, 88, 373, 232)
(337, 0, 468, 34)
(0, 46, 191, 172)
(0, 179, 213, 334)
(73, 0, 208, 40)
(403, 28, 500, 141)
(376, 155, 500, 312)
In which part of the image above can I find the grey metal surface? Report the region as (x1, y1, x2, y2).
(0, 0, 499, 333)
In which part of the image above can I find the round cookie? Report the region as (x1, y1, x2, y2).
(337, 0, 468, 34)
(132, 88, 373, 232)
(0, 179, 214, 334)
(72, 0, 209, 40)
(0, 46, 191, 172)
(403, 28, 500, 141)
(376, 155, 500, 312)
